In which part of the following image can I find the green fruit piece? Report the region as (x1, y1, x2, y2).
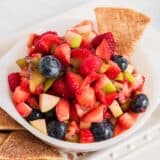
(124, 71, 135, 83)
(98, 63, 109, 73)
(44, 78, 56, 92)
(70, 58, 80, 68)
(115, 72, 124, 81)
(102, 82, 116, 94)
(50, 44, 57, 53)
(71, 34, 82, 48)
(29, 69, 45, 92)
(16, 58, 28, 69)
(39, 93, 60, 113)
(30, 119, 47, 135)
(65, 133, 79, 143)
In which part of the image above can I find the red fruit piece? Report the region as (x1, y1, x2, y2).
(56, 99, 70, 122)
(105, 92, 118, 106)
(114, 125, 125, 137)
(70, 103, 79, 121)
(76, 86, 95, 109)
(79, 55, 102, 77)
(96, 39, 112, 61)
(80, 129, 94, 143)
(71, 48, 92, 62)
(75, 103, 87, 118)
(26, 95, 39, 109)
(66, 72, 83, 95)
(13, 86, 30, 104)
(105, 62, 121, 80)
(81, 72, 100, 88)
(80, 38, 91, 49)
(91, 32, 115, 53)
(34, 84, 44, 95)
(118, 113, 135, 129)
(54, 43, 71, 65)
(16, 102, 32, 117)
(40, 31, 57, 37)
(20, 78, 29, 91)
(35, 34, 62, 53)
(82, 105, 104, 123)
(50, 78, 71, 98)
(104, 111, 111, 119)
(8, 72, 21, 92)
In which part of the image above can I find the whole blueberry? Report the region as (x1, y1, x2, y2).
(111, 55, 128, 71)
(27, 109, 43, 121)
(43, 109, 57, 120)
(91, 120, 113, 141)
(131, 94, 149, 113)
(47, 120, 67, 140)
(39, 55, 61, 78)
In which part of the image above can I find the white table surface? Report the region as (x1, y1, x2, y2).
(0, 0, 160, 159)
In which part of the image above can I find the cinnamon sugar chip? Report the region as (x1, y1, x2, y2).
(0, 108, 23, 130)
(0, 132, 10, 146)
(0, 131, 68, 160)
(95, 7, 150, 55)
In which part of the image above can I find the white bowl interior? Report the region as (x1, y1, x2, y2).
(0, 17, 160, 152)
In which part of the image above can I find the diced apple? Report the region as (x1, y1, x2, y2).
(16, 58, 28, 69)
(80, 120, 91, 129)
(30, 119, 47, 135)
(125, 64, 134, 73)
(109, 100, 123, 118)
(98, 63, 109, 73)
(74, 24, 92, 34)
(64, 31, 82, 48)
(39, 93, 60, 112)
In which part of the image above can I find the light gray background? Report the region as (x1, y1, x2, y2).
(0, 0, 160, 159)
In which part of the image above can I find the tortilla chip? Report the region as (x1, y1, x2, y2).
(95, 7, 150, 55)
(0, 132, 10, 146)
(0, 131, 73, 160)
(0, 108, 23, 130)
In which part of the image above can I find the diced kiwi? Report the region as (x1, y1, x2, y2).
(124, 71, 135, 83)
(115, 72, 124, 81)
(121, 99, 132, 111)
(16, 58, 28, 69)
(71, 34, 82, 48)
(102, 82, 116, 94)
(65, 133, 79, 143)
(70, 58, 80, 68)
(44, 78, 56, 92)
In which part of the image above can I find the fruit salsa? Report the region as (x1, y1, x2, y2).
(8, 20, 149, 143)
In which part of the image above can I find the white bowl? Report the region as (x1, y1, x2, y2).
(0, 17, 160, 152)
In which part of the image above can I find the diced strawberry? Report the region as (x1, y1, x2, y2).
(105, 62, 121, 80)
(16, 102, 32, 117)
(130, 74, 145, 91)
(105, 92, 118, 106)
(20, 78, 29, 91)
(8, 72, 21, 92)
(118, 82, 130, 104)
(50, 77, 71, 98)
(80, 129, 94, 143)
(75, 103, 87, 118)
(82, 105, 104, 123)
(34, 84, 44, 95)
(79, 55, 102, 77)
(76, 86, 95, 109)
(104, 110, 112, 119)
(91, 32, 115, 53)
(81, 72, 100, 88)
(65, 72, 83, 95)
(71, 48, 92, 62)
(30, 53, 42, 59)
(13, 86, 30, 104)
(40, 31, 57, 37)
(70, 103, 79, 121)
(56, 99, 70, 122)
(26, 95, 39, 109)
(54, 43, 71, 65)
(118, 112, 136, 129)
(80, 38, 91, 49)
(28, 33, 40, 48)
(34, 33, 62, 53)
(114, 125, 125, 137)
(96, 39, 112, 61)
